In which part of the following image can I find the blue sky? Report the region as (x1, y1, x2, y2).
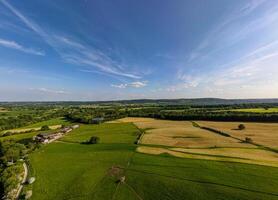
(0, 0, 278, 101)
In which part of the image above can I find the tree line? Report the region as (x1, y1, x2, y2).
(0, 107, 67, 132)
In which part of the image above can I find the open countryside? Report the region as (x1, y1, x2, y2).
(0, 102, 278, 200)
(25, 119, 278, 199)
(1, 0, 278, 199)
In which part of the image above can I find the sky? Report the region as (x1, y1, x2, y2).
(0, 0, 278, 101)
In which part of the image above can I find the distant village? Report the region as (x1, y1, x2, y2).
(33, 124, 79, 144)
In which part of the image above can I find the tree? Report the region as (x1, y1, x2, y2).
(41, 125, 50, 131)
(238, 124, 246, 130)
(245, 137, 253, 143)
(0, 140, 26, 164)
(86, 136, 100, 144)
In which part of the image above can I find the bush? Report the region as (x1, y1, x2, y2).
(83, 136, 100, 144)
(245, 137, 253, 143)
(191, 121, 200, 128)
(40, 125, 50, 131)
(238, 124, 246, 130)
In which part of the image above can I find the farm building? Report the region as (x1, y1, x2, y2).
(61, 127, 72, 133)
(34, 132, 62, 144)
(34, 125, 79, 143)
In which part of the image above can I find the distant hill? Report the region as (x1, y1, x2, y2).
(1, 98, 278, 106)
(101, 98, 278, 105)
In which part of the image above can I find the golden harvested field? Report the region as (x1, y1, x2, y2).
(117, 117, 252, 148)
(197, 121, 278, 149)
(172, 147, 278, 166)
(3, 125, 62, 134)
(137, 146, 278, 167)
(117, 118, 278, 167)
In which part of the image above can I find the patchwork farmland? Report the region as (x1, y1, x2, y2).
(1, 0, 278, 199)
(8, 118, 273, 200)
(1, 109, 278, 200)
(116, 118, 278, 167)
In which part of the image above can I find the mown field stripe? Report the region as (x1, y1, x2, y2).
(124, 182, 144, 200)
(111, 182, 121, 200)
(169, 148, 251, 160)
(65, 175, 108, 200)
(123, 167, 278, 197)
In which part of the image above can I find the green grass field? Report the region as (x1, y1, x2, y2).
(3, 117, 69, 132)
(60, 123, 139, 144)
(22, 117, 70, 129)
(0, 118, 71, 143)
(0, 131, 37, 142)
(27, 122, 278, 200)
(228, 108, 278, 113)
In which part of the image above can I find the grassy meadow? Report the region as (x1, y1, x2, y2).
(0, 131, 38, 143)
(1, 117, 70, 135)
(28, 123, 138, 200)
(24, 120, 278, 200)
(229, 108, 278, 113)
(21, 117, 69, 129)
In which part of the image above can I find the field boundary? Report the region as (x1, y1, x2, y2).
(192, 121, 278, 154)
(131, 123, 145, 144)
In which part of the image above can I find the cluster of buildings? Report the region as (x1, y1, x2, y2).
(34, 124, 79, 144)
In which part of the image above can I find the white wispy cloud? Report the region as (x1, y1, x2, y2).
(0, 0, 141, 79)
(0, 0, 50, 43)
(111, 81, 148, 89)
(29, 87, 69, 94)
(57, 36, 141, 79)
(0, 38, 44, 55)
(0, 20, 30, 34)
(212, 51, 278, 87)
(169, 39, 278, 95)
(172, 0, 278, 98)
(165, 74, 202, 92)
(187, 0, 277, 63)
(177, 74, 201, 88)
(111, 83, 127, 89)
(129, 81, 148, 88)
